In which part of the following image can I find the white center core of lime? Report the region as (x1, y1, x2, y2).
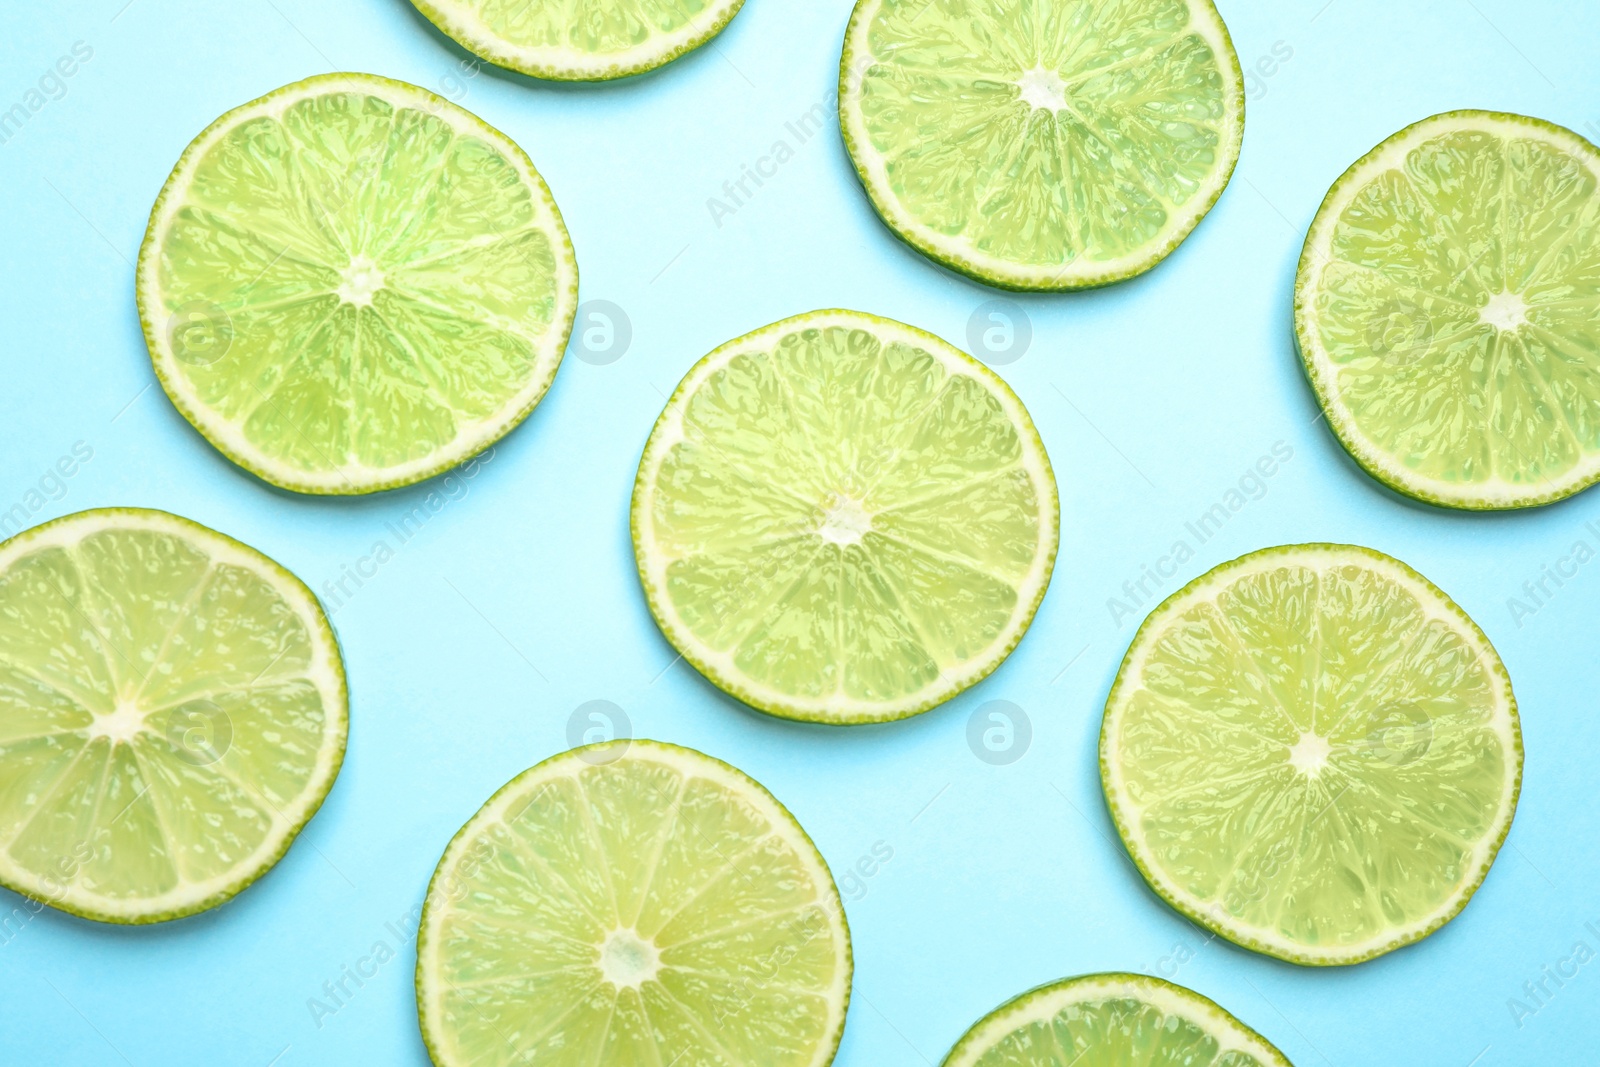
(1288, 731, 1332, 776)
(1016, 66, 1069, 111)
(600, 929, 660, 989)
(818, 496, 872, 547)
(87, 701, 146, 745)
(337, 255, 385, 308)
(1479, 289, 1529, 332)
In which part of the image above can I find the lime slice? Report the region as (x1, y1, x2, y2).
(943, 973, 1289, 1067)
(1296, 110, 1600, 509)
(631, 309, 1059, 724)
(409, 0, 748, 81)
(839, 0, 1244, 290)
(0, 508, 347, 924)
(416, 740, 851, 1067)
(1102, 544, 1522, 966)
(137, 72, 578, 496)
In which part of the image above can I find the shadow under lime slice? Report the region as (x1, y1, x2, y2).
(137, 72, 578, 496)
(415, 740, 851, 1067)
(0, 508, 347, 924)
(409, 0, 748, 81)
(839, 0, 1244, 290)
(1296, 110, 1600, 509)
(1101, 544, 1521, 966)
(943, 973, 1290, 1066)
(631, 309, 1059, 724)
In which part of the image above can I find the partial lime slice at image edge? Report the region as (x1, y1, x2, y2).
(1295, 110, 1600, 510)
(631, 309, 1059, 725)
(942, 973, 1290, 1067)
(408, 0, 749, 81)
(137, 72, 578, 496)
(0, 508, 347, 924)
(415, 739, 851, 1067)
(1101, 543, 1522, 966)
(839, 0, 1245, 291)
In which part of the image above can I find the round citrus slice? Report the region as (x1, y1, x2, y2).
(408, 0, 748, 81)
(0, 508, 346, 924)
(1296, 110, 1600, 509)
(631, 309, 1059, 724)
(416, 740, 851, 1067)
(943, 973, 1289, 1067)
(839, 0, 1244, 290)
(1102, 544, 1521, 966)
(137, 72, 578, 495)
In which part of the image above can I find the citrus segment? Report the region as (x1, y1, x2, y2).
(943, 973, 1290, 1067)
(1102, 544, 1521, 965)
(840, 0, 1244, 290)
(0, 509, 346, 923)
(631, 310, 1058, 724)
(409, 0, 748, 81)
(415, 740, 850, 1067)
(1296, 110, 1600, 508)
(137, 72, 577, 495)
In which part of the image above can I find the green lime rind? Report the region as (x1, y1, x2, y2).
(630, 308, 1060, 726)
(408, 0, 749, 82)
(942, 972, 1292, 1067)
(0, 508, 348, 925)
(136, 71, 579, 497)
(1100, 543, 1523, 967)
(838, 0, 1245, 292)
(415, 738, 852, 1067)
(1294, 110, 1600, 510)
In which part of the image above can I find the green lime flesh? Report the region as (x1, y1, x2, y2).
(1102, 544, 1521, 965)
(416, 741, 851, 1067)
(137, 73, 577, 495)
(840, 0, 1244, 290)
(0, 509, 346, 923)
(1297, 110, 1600, 509)
(409, 0, 748, 81)
(943, 973, 1290, 1067)
(631, 310, 1059, 724)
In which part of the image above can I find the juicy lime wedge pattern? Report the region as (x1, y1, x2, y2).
(410, 0, 748, 80)
(943, 974, 1289, 1067)
(0, 509, 346, 923)
(138, 73, 577, 495)
(1102, 545, 1521, 965)
(1297, 111, 1600, 508)
(416, 742, 851, 1067)
(840, 0, 1244, 289)
(633, 311, 1058, 723)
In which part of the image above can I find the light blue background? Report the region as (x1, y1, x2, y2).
(2, 1, 1598, 1064)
